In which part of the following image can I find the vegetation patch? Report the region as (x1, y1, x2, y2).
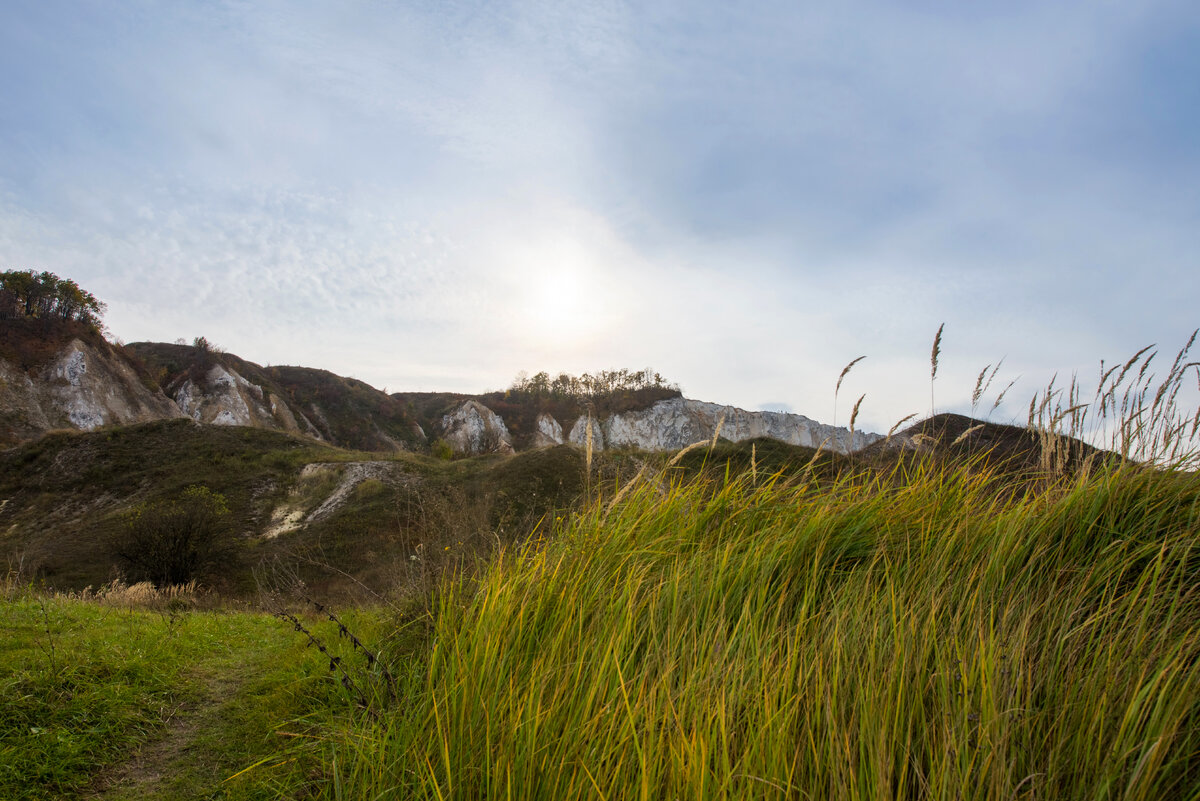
(0, 580, 395, 800)
(319, 458, 1200, 800)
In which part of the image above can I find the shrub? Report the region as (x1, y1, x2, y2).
(110, 486, 237, 587)
(430, 438, 454, 460)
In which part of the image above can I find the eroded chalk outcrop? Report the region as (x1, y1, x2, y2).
(567, 414, 606, 451)
(602, 398, 881, 454)
(531, 412, 564, 448)
(449, 397, 879, 457)
(440, 400, 514, 456)
(264, 460, 408, 538)
(560, 398, 881, 454)
(1, 339, 184, 446)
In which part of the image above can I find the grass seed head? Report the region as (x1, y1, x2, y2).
(930, 323, 944, 381)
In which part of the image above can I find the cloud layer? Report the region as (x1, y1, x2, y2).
(3, 1, 1199, 431)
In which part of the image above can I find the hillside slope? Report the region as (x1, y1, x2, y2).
(0, 318, 183, 447)
(0, 419, 591, 595)
(126, 341, 425, 452)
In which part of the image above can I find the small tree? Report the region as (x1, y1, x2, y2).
(111, 486, 236, 586)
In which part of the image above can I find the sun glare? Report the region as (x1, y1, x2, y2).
(510, 236, 607, 349)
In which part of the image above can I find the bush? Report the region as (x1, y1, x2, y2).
(430, 438, 454, 460)
(110, 486, 237, 586)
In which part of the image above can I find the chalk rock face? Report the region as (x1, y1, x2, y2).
(531, 413, 564, 448)
(173, 364, 290, 430)
(441, 400, 514, 455)
(603, 398, 882, 454)
(568, 414, 606, 451)
(0, 339, 185, 446)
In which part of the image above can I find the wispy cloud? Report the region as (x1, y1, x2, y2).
(2, 1, 1198, 430)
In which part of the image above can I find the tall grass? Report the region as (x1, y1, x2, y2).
(1026, 331, 1200, 469)
(320, 449, 1200, 799)
(311, 338, 1200, 800)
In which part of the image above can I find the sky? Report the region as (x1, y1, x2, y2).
(2, 1, 1199, 433)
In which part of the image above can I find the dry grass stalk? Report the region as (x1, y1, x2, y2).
(834, 356, 866, 427)
(585, 412, 594, 475)
(46, 579, 206, 609)
(971, 359, 1005, 415)
(710, 411, 726, 450)
(848, 394, 865, 442)
(667, 440, 710, 467)
(991, 378, 1017, 416)
(836, 356, 866, 397)
(585, 411, 594, 497)
(604, 463, 648, 517)
(951, 424, 985, 445)
(930, 324, 944, 381)
(930, 323, 944, 415)
(1018, 332, 1200, 469)
(885, 413, 918, 443)
(909, 433, 936, 449)
(971, 365, 990, 412)
(801, 438, 830, 475)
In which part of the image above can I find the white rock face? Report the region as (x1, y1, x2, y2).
(441, 400, 514, 455)
(601, 398, 882, 454)
(531, 413, 564, 448)
(567, 415, 606, 451)
(165, 361, 328, 438)
(174, 364, 264, 426)
(265, 460, 406, 538)
(171, 363, 314, 434)
(0, 338, 184, 445)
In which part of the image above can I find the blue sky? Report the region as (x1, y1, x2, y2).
(3, 1, 1199, 432)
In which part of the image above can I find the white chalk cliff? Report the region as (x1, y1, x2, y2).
(440, 400, 514, 455)
(601, 398, 881, 453)
(170, 363, 321, 438)
(531, 412, 565, 448)
(446, 397, 880, 456)
(0, 339, 184, 445)
(2, 335, 880, 457)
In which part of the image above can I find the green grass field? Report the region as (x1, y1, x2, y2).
(0, 581, 412, 800)
(5, 462, 1200, 799)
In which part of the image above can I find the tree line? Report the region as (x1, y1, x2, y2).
(508, 367, 678, 400)
(0, 269, 106, 327)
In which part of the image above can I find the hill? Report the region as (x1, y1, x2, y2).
(0, 269, 880, 456)
(859, 412, 1121, 477)
(0, 418, 596, 597)
(127, 341, 426, 451)
(0, 406, 1119, 597)
(0, 318, 182, 448)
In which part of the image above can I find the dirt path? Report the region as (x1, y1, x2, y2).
(83, 668, 246, 800)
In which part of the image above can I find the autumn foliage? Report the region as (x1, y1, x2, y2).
(0, 270, 106, 326)
(0, 270, 110, 371)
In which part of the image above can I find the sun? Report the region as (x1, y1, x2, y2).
(511, 236, 606, 348)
